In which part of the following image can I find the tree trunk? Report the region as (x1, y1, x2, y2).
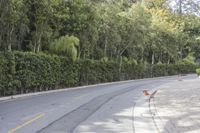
(36, 34, 41, 53)
(104, 35, 107, 57)
(152, 52, 155, 65)
(180, 48, 183, 60)
(179, 0, 182, 15)
(33, 40, 36, 53)
(141, 49, 144, 62)
(8, 43, 12, 52)
(8, 26, 14, 52)
(168, 58, 170, 64)
(78, 45, 81, 59)
(118, 56, 122, 80)
(33, 33, 37, 53)
(160, 51, 163, 62)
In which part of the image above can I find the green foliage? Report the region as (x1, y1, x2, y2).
(50, 35, 79, 61)
(0, 51, 79, 95)
(196, 68, 200, 76)
(14, 52, 79, 92)
(0, 52, 19, 95)
(182, 53, 196, 65)
(78, 59, 120, 85)
(1, 0, 200, 64)
(0, 51, 197, 96)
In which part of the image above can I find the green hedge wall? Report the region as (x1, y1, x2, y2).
(0, 51, 198, 96)
(78, 60, 120, 85)
(14, 52, 79, 93)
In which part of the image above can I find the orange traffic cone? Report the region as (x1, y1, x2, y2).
(143, 90, 150, 96)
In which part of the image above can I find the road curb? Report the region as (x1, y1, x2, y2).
(0, 74, 194, 102)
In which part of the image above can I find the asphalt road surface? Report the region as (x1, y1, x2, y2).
(0, 75, 196, 133)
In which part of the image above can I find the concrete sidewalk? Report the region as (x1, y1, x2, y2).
(134, 78, 200, 133)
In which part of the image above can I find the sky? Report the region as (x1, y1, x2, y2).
(169, 0, 200, 15)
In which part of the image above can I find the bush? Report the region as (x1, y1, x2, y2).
(78, 60, 119, 85)
(182, 54, 196, 65)
(50, 35, 79, 61)
(14, 52, 79, 93)
(0, 51, 198, 97)
(152, 64, 168, 77)
(196, 68, 200, 76)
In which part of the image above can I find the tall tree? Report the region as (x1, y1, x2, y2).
(23, 0, 51, 52)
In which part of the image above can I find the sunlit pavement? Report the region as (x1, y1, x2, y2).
(74, 76, 200, 133)
(153, 78, 200, 133)
(0, 75, 198, 133)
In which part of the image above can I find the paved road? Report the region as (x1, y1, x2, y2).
(154, 78, 200, 133)
(0, 75, 196, 133)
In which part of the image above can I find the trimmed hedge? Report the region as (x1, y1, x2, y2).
(0, 51, 198, 96)
(14, 51, 79, 93)
(78, 60, 120, 85)
(0, 51, 79, 96)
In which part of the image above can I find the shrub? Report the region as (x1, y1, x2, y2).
(182, 53, 196, 65)
(196, 68, 200, 76)
(0, 51, 198, 97)
(50, 35, 79, 61)
(14, 52, 79, 92)
(78, 60, 119, 85)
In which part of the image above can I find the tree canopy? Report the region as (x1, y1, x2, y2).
(0, 0, 200, 64)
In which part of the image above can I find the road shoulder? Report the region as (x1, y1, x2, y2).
(154, 78, 200, 133)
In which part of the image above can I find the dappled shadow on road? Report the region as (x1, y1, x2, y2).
(73, 82, 165, 133)
(74, 79, 200, 133)
(74, 96, 139, 132)
(155, 79, 200, 133)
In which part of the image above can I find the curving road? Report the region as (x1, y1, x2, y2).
(0, 75, 196, 133)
